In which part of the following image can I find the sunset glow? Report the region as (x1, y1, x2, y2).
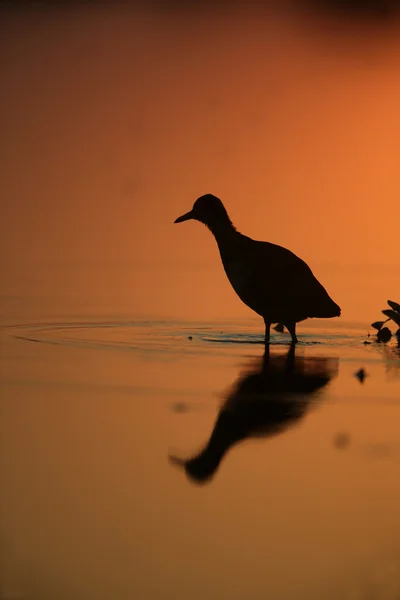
(1, 2, 399, 321)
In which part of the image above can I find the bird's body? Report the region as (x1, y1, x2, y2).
(174, 194, 341, 343)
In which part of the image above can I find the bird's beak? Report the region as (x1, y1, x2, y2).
(174, 210, 194, 224)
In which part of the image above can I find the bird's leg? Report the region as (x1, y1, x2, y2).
(285, 322, 298, 344)
(284, 343, 296, 372)
(264, 319, 271, 346)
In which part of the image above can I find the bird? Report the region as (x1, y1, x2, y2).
(174, 194, 341, 343)
(169, 345, 338, 483)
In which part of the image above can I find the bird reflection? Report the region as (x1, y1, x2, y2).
(170, 346, 338, 484)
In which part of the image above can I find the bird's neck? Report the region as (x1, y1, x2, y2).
(184, 409, 246, 482)
(206, 217, 237, 244)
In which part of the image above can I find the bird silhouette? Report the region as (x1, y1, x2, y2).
(174, 194, 341, 343)
(170, 345, 338, 484)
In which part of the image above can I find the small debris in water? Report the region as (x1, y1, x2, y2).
(364, 442, 392, 460)
(188, 336, 193, 340)
(172, 402, 189, 413)
(363, 340, 371, 345)
(354, 368, 367, 383)
(334, 432, 351, 450)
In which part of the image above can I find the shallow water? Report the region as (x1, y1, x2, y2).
(1, 300, 400, 600)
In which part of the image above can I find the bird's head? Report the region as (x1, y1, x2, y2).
(174, 194, 230, 228)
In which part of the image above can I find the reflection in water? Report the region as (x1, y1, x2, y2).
(382, 344, 400, 379)
(170, 346, 338, 483)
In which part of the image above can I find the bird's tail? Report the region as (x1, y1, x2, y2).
(319, 299, 341, 318)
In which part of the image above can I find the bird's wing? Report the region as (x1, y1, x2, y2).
(240, 240, 329, 318)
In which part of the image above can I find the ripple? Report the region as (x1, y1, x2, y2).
(4, 319, 375, 359)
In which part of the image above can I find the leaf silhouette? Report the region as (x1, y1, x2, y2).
(371, 321, 386, 330)
(382, 309, 400, 326)
(387, 300, 400, 313)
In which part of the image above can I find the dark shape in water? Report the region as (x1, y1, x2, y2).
(169, 345, 338, 484)
(333, 432, 351, 450)
(354, 367, 367, 383)
(174, 194, 341, 343)
(377, 327, 392, 343)
(172, 402, 189, 414)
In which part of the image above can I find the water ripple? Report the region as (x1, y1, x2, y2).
(2, 318, 377, 361)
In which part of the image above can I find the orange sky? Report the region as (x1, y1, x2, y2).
(0, 3, 399, 322)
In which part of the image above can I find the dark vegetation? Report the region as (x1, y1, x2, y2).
(371, 300, 400, 345)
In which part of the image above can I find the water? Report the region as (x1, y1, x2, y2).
(1, 277, 400, 600)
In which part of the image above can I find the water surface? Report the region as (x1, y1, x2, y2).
(1, 280, 400, 600)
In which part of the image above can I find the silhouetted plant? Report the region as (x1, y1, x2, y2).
(371, 300, 400, 344)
